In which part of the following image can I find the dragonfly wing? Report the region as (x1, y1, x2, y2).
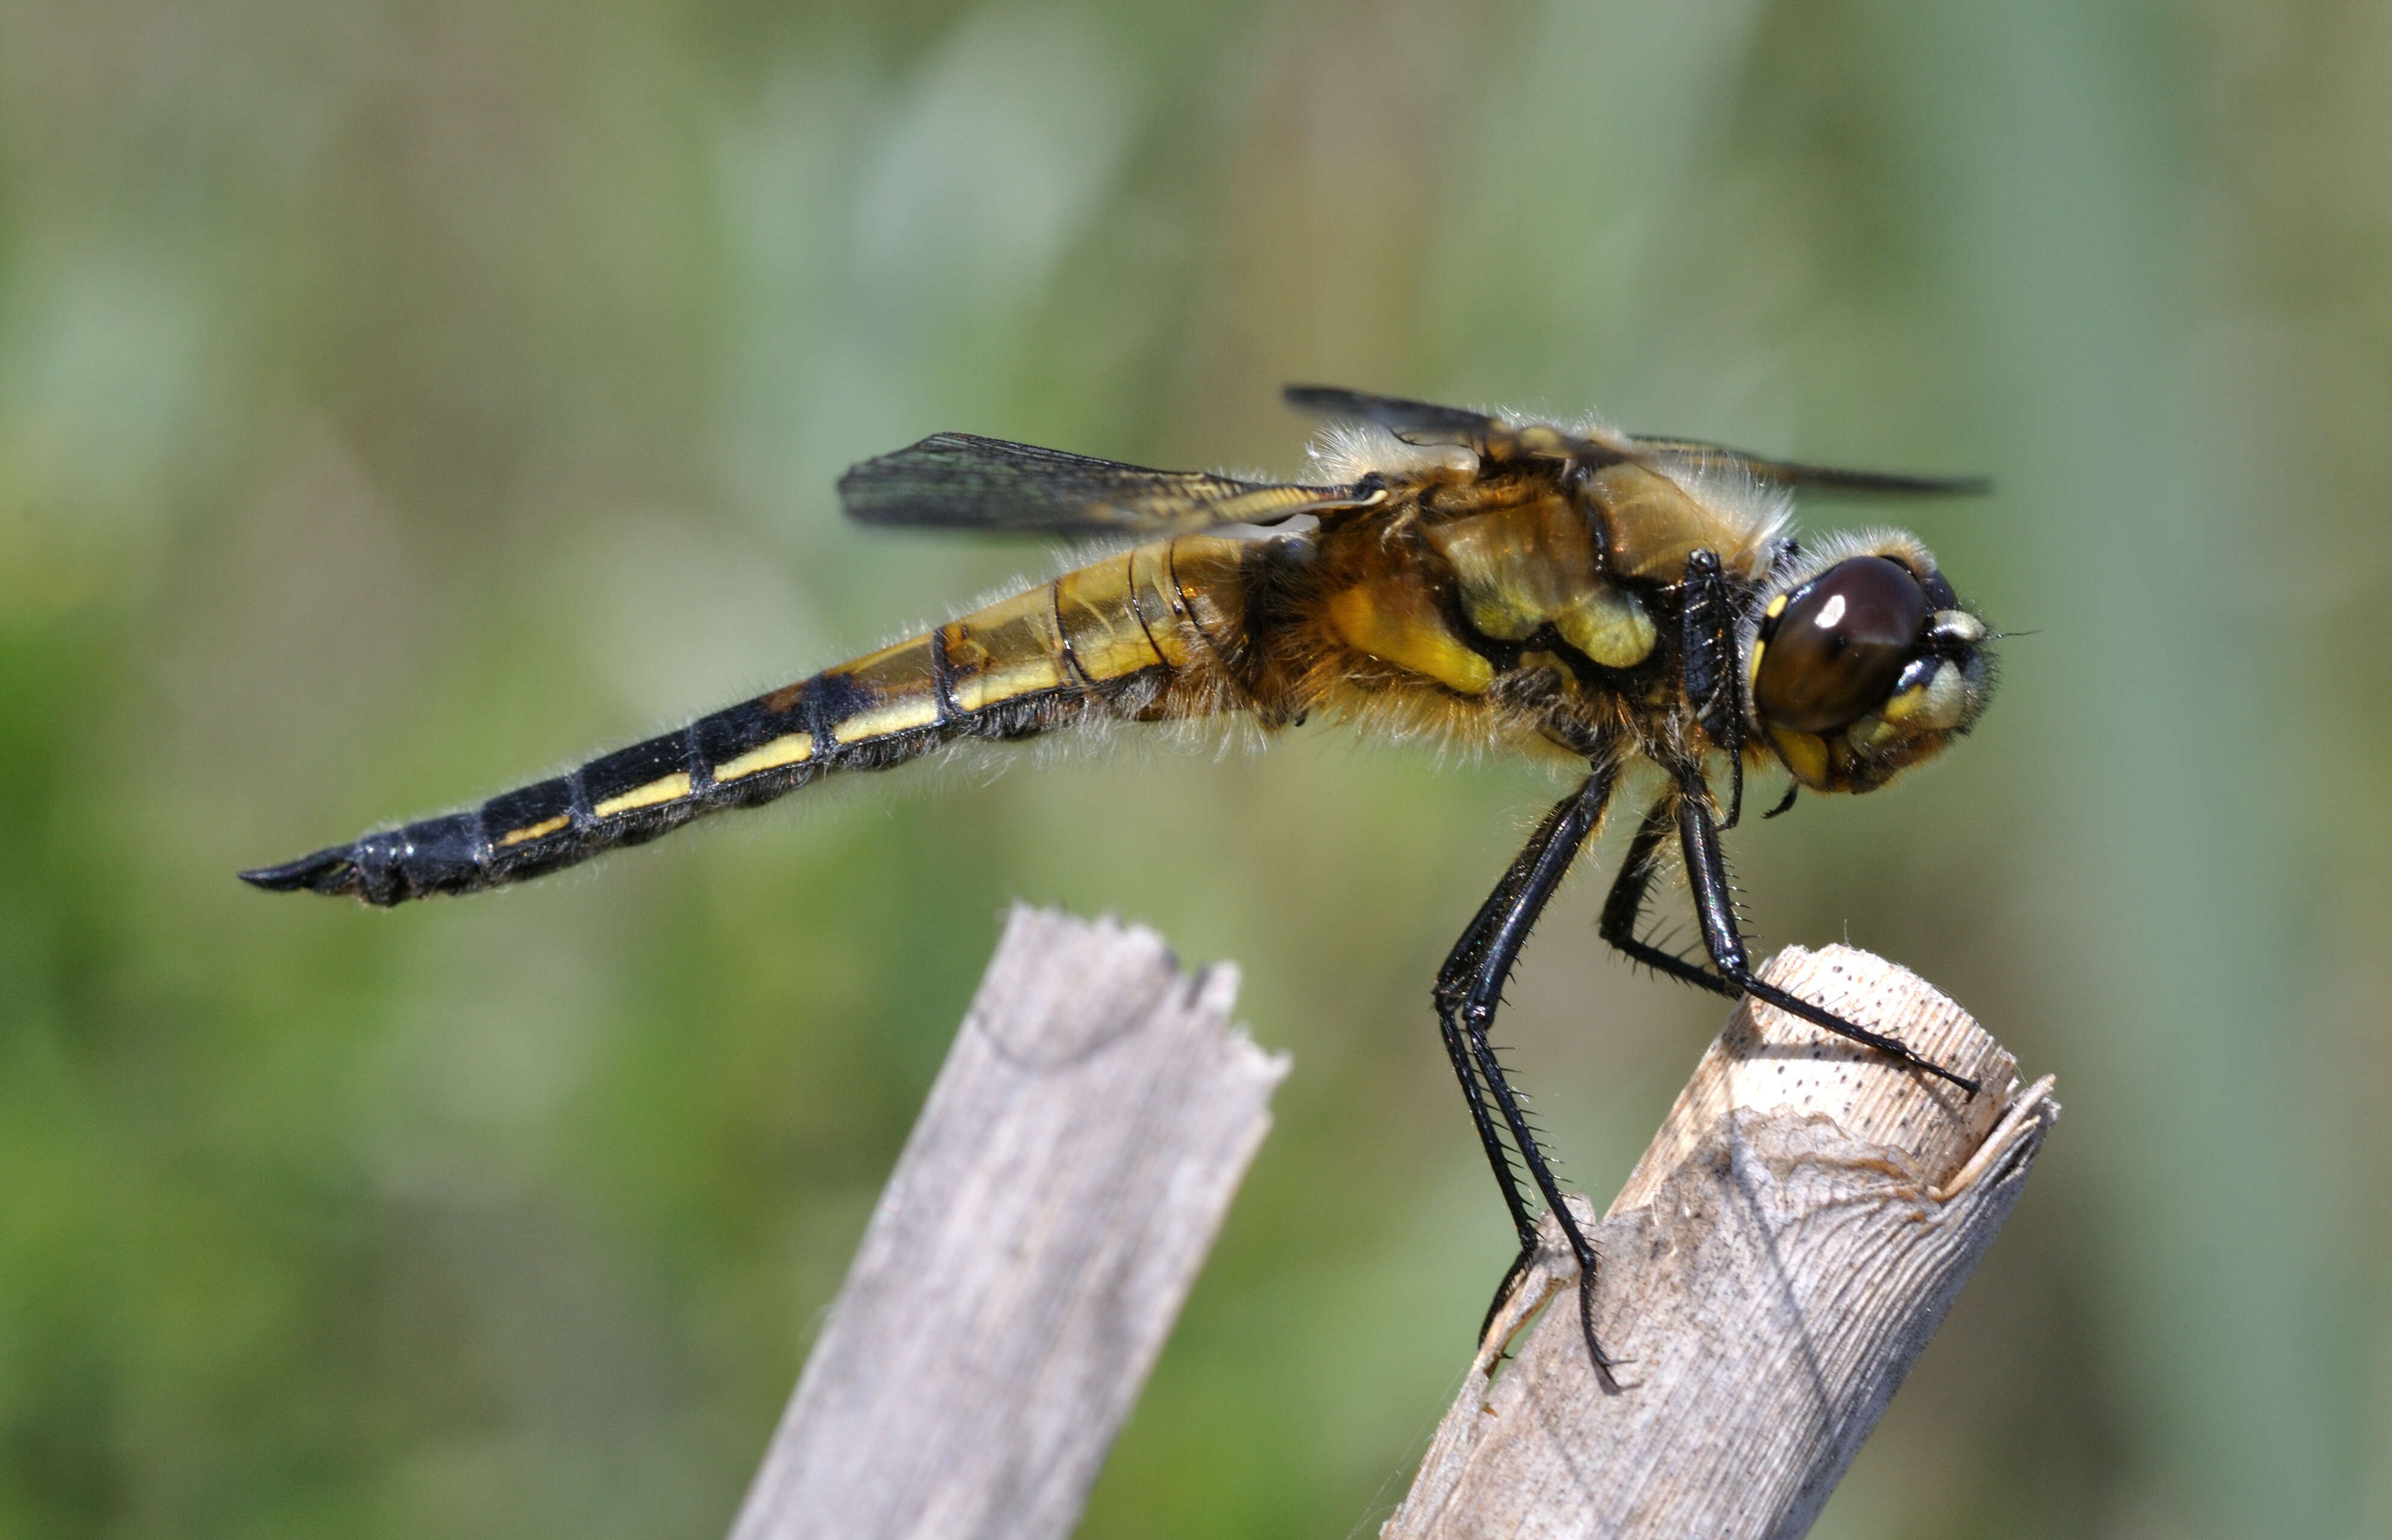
(1281, 385, 1503, 445)
(1632, 436, 1991, 498)
(1284, 383, 1641, 469)
(840, 431, 1357, 535)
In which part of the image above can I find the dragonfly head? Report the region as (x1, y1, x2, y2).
(1744, 536, 1995, 793)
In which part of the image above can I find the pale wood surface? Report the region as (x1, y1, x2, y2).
(1386, 944, 2059, 1540)
(726, 905, 1288, 1540)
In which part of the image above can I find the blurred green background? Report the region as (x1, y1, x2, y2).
(2, 0, 2386, 1535)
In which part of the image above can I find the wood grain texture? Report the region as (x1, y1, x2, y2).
(1386, 944, 2059, 1540)
(727, 905, 1289, 1540)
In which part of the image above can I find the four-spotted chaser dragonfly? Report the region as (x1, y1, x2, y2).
(245, 386, 1996, 1373)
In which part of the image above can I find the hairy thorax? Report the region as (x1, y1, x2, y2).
(1253, 452, 1787, 768)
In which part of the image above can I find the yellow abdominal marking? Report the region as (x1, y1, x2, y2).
(961, 661, 1067, 711)
(712, 732, 816, 783)
(1055, 558, 1165, 683)
(497, 814, 571, 848)
(832, 697, 942, 742)
(943, 585, 1072, 712)
(594, 772, 694, 819)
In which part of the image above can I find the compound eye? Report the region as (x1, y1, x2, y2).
(1754, 556, 1929, 734)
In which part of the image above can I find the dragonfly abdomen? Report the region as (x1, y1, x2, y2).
(241, 533, 1278, 906)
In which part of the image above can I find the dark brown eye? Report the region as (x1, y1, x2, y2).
(1754, 556, 1928, 734)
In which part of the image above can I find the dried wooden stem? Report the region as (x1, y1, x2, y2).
(1385, 944, 2058, 1540)
(727, 905, 1287, 1540)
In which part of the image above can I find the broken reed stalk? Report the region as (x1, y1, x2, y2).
(1384, 944, 2059, 1540)
(726, 905, 1287, 1540)
(724, 911, 2050, 1540)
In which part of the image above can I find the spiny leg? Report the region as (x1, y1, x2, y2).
(1434, 754, 1623, 1374)
(1678, 549, 1747, 830)
(1597, 793, 1740, 1000)
(1435, 788, 1589, 1262)
(1668, 768, 1979, 1095)
(1458, 769, 1620, 1372)
(1436, 784, 1614, 1341)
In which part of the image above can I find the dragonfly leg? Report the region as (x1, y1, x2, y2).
(1678, 549, 1746, 830)
(1669, 769, 1980, 1096)
(1596, 793, 1742, 999)
(1435, 787, 1587, 1257)
(1433, 754, 1622, 1376)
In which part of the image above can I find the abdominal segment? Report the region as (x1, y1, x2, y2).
(241, 533, 1288, 907)
(244, 474, 1698, 908)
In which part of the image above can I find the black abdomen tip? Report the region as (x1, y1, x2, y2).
(238, 846, 362, 899)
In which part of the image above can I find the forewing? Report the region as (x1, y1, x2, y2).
(1284, 383, 1639, 467)
(1633, 436, 1991, 498)
(1281, 386, 1988, 494)
(840, 431, 1354, 535)
(1281, 385, 1504, 445)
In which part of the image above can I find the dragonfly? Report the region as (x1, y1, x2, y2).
(244, 384, 1997, 1375)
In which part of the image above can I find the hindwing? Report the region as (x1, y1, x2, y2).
(840, 432, 1358, 536)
